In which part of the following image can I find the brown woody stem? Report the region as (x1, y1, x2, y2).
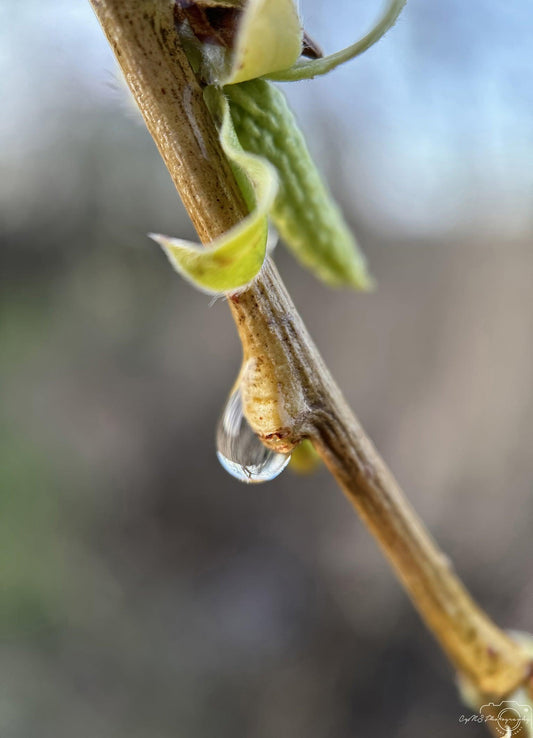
(89, 0, 531, 702)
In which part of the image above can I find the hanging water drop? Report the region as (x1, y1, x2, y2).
(216, 385, 291, 483)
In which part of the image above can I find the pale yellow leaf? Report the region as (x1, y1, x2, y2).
(150, 91, 278, 294)
(225, 0, 302, 84)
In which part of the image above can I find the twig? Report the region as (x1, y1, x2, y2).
(89, 0, 532, 702)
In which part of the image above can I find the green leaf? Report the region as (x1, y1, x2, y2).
(150, 90, 278, 294)
(226, 79, 373, 290)
(289, 439, 321, 474)
(224, 0, 302, 84)
(267, 0, 407, 82)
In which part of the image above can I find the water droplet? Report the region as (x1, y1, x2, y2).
(216, 386, 291, 484)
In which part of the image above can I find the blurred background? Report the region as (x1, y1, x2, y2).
(1, 1, 533, 736)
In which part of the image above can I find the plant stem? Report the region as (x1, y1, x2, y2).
(89, 0, 532, 702)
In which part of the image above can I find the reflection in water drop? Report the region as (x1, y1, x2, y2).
(216, 386, 291, 483)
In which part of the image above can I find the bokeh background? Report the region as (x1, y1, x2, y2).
(2, 1, 533, 736)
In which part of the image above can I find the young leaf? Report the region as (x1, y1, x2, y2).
(267, 0, 407, 82)
(224, 0, 302, 84)
(150, 90, 278, 294)
(226, 79, 373, 290)
(289, 439, 322, 474)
